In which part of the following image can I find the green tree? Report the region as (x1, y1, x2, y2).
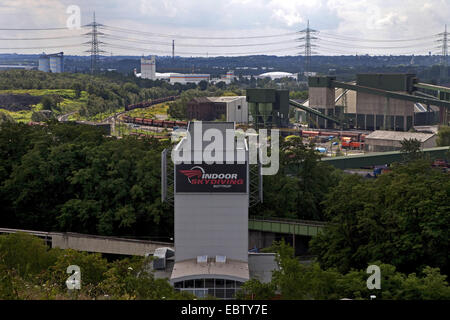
(437, 125, 450, 146)
(310, 160, 450, 275)
(198, 80, 208, 91)
(72, 82, 83, 99)
(400, 138, 422, 161)
(41, 96, 56, 110)
(251, 136, 342, 220)
(44, 249, 108, 295)
(98, 256, 193, 300)
(0, 233, 59, 279)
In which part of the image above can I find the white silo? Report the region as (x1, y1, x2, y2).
(49, 52, 64, 73)
(38, 54, 50, 72)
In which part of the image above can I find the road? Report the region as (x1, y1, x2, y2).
(57, 111, 76, 122)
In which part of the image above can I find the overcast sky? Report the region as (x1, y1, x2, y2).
(0, 0, 448, 56)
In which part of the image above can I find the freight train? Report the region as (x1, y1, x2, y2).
(122, 115, 188, 129)
(125, 95, 179, 112)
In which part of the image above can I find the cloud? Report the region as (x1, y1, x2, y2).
(0, 0, 448, 56)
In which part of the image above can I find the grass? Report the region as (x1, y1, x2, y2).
(0, 89, 89, 123)
(127, 103, 170, 119)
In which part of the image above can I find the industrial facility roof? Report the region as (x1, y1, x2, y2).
(207, 96, 245, 103)
(170, 258, 250, 282)
(414, 103, 440, 113)
(365, 130, 436, 142)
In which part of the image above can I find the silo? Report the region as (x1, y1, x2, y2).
(259, 102, 273, 124)
(38, 54, 50, 72)
(49, 53, 64, 73)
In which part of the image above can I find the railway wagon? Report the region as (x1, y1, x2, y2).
(125, 95, 179, 112)
(122, 115, 188, 129)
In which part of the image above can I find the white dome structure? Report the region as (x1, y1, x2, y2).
(257, 71, 296, 80)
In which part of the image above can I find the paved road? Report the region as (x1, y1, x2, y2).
(57, 111, 77, 122)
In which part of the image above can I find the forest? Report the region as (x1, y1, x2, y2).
(0, 121, 449, 299)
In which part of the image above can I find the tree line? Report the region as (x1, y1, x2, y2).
(0, 122, 448, 297)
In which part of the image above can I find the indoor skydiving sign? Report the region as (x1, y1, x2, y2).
(175, 163, 247, 193)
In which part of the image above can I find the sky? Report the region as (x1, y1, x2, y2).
(0, 0, 448, 57)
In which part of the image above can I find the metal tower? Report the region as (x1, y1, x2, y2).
(299, 20, 318, 79)
(172, 40, 175, 60)
(438, 24, 448, 84)
(85, 12, 104, 74)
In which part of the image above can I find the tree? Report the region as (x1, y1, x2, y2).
(310, 160, 450, 276)
(400, 138, 422, 160)
(0, 111, 14, 124)
(41, 96, 56, 110)
(251, 136, 342, 221)
(198, 80, 208, 91)
(0, 233, 59, 279)
(437, 125, 450, 146)
(72, 82, 83, 99)
(239, 242, 450, 300)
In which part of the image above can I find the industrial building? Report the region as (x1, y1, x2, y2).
(140, 56, 156, 80)
(364, 130, 437, 152)
(212, 70, 236, 84)
(186, 97, 225, 121)
(209, 96, 248, 123)
(246, 88, 290, 128)
(38, 52, 64, 73)
(159, 122, 278, 299)
(305, 74, 450, 131)
(169, 74, 210, 84)
(186, 96, 248, 123)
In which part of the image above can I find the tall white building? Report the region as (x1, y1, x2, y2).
(141, 56, 156, 80)
(38, 52, 64, 73)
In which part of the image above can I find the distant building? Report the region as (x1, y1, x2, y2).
(257, 71, 296, 80)
(0, 65, 35, 70)
(38, 54, 50, 72)
(208, 96, 248, 124)
(186, 96, 249, 123)
(305, 74, 441, 131)
(38, 52, 64, 73)
(186, 97, 225, 121)
(170, 74, 210, 84)
(365, 130, 437, 152)
(141, 56, 156, 80)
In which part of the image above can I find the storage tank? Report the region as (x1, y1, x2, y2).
(49, 53, 64, 73)
(259, 102, 273, 123)
(38, 54, 50, 72)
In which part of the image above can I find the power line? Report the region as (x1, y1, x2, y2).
(0, 35, 84, 41)
(102, 43, 301, 56)
(103, 34, 296, 47)
(317, 38, 437, 49)
(100, 25, 299, 40)
(319, 32, 438, 42)
(0, 44, 84, 50)
(0, 27, 77, 31)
